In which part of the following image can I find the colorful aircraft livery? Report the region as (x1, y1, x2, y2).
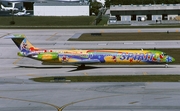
(6, 34, 175, 67)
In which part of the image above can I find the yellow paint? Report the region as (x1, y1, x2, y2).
(13, 57, 23, 65)
(101, 30, 104, 33)
(67, 58, 78, 63)
(46, 32, 57, 41)
(58, 58, 62, 62)
(104, 56, 115, 63)
(0, 33, 10, 38)
(71, 47, 75, 50)
(26, 74, 38, 77)
(138, 30, 141, 32)
(84, 72, 88, 76)
(143, 72, 147, 75)
(176, 30, 179, 32)
(42, 54, 53, 60)
(0, 96, 61, 111)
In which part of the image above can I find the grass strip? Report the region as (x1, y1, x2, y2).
(0, 16, 96, 26)
(31, 75, 180, 82)
(0, 16, 180, 29)
(1, 25, 180, 29)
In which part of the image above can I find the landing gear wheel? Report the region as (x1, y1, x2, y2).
(165, 64, 168, 68)
(79, 64, 85, 68)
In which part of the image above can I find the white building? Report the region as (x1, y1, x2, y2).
(34, 1, 90, 16)
(110, 4, 180, 21)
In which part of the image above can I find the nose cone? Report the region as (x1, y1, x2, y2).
(172, 57, 175, 62)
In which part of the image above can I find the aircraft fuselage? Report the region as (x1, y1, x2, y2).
(18, 49, 175, 64)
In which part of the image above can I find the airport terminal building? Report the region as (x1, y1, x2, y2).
(109, 4, 180, 25)
(34, 1, 90, 16)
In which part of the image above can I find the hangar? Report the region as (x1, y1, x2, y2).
(109, 4, 180, 24)
(34, 1, 90, 16)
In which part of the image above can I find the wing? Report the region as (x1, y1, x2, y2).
(41, 58, 100, 65)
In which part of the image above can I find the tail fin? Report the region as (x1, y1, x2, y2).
(1, 5, 4, 9)
(12, 2, 15, 8)
(5, 34, 38, 54)
(23, 8, 26, 13)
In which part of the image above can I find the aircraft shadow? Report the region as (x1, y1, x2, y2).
(15, 65, 174, 72)
(68, 66, 100, 72)
(68, 65, 174, 72)
(16, 66, 63, 69)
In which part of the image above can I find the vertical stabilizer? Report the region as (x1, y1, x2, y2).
(5, 34, 38, 54)
(12, 2, 15, 8)
(1, 5, 4, 9)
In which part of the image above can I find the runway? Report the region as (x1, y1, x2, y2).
(0, 29, 180, 111)
(1, 29, 180, 49)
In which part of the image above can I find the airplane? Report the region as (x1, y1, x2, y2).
(6, 34, 175, 68)
(1, 2, 19, 11)
(14, 8, 30, 16)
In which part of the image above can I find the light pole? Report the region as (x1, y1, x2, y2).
(10, 9, 15, 25)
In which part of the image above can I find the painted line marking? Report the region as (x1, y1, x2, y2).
(60, 94, 122, 111)
(0, 33, 11, 38)
(124, 42, 133, 44)
(0, 96, 61, 111)
(145, 42, 155, 44)
(84, 72, 88, 76)
(13, 57, 23, 65)
(98, 43, 107, 45)
(101, 30, 104, 33)
(46, 33, 57, 41)
(143, 72, 147, 75)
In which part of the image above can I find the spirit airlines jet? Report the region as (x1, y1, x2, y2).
(6, 34, 175, 67)
(1, 2, 19, 11)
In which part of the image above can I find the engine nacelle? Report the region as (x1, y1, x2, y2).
(17, 52, 25, 57)
(37, 52, 58, 60)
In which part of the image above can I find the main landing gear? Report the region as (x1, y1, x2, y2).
(81, 64, 85, 67)
(165, 64, 168, 68)
(78, 64, 86, 68)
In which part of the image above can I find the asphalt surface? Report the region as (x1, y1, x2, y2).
(0, 29, 180, 111)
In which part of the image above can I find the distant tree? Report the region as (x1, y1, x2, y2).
(142, 0, 153, 4)
(90, 0, 102, 16)
(105, 0, 110, 7)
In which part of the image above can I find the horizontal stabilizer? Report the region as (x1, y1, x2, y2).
(4, 34, 25, 39)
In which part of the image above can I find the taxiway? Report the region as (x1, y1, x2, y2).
(0, 29, 180, 111)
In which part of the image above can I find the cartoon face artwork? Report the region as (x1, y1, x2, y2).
(19, 39, 31, 56)
(21, 41, 27, 50)
(20, 39, 27, 51)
